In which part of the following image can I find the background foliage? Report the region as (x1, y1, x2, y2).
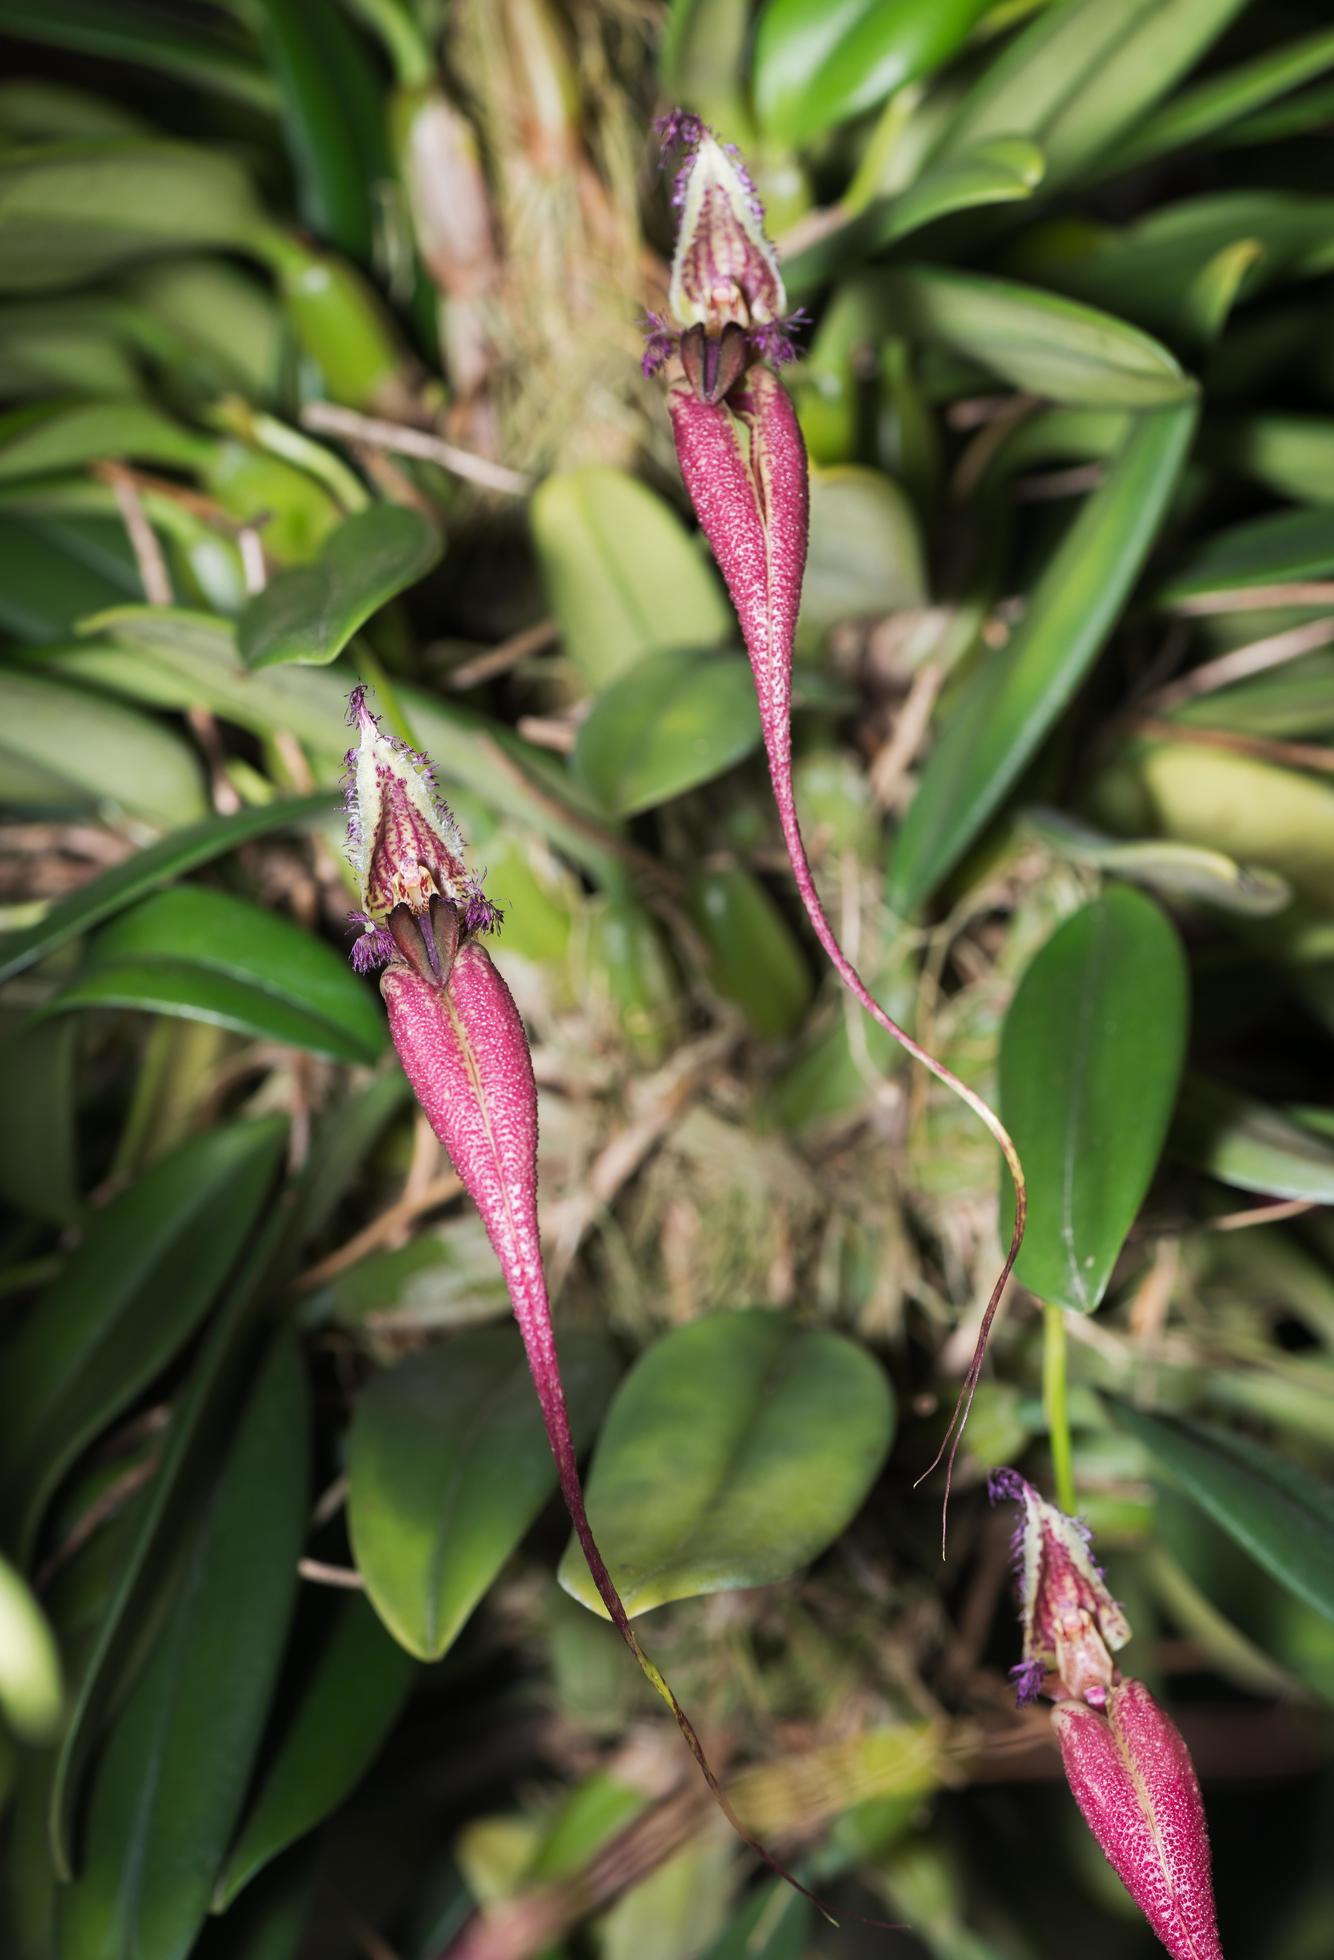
(1, 2, 1333, 1956)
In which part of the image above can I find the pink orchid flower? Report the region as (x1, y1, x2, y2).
(990, 1470, 1226, 1959)
(648, 114, 1026, 1529)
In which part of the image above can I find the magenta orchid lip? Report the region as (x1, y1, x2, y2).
(650, 111, 1027, 1536)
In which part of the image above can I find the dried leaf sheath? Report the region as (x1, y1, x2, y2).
(669, 374, 1027, 1533)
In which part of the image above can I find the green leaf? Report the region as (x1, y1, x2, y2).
(887, 402, 1196, 913)
(660, 0, 751, 127)
(1109, 25, 1334, 177)
(1026, 809, 1292, 917)
(1126, 744, 1334, 908)
(347, 1326, 619, 1661)
(1205, 413, 1334, 506)
(800, 466, 927, 648)
(213, 1596, 417, 1909)
(0, 666, 208, 825)
(59, 1333, 309, 1960)
(0, 510, 139, 640)
(0, 1, 276, 114)
(0, 791, 334, 985)
(753, 0, 991, 147)
(0, 1117, 287, 1560)
(0, 1554, 62, 1743)
(857, 267, 1194, 409)
(1173, 1079, 1334, 1203)
(1159, 507, 1334, 606)
(0, 140, 264, 294)
(687, 865, 813, 1041)
(0, 1016, 79, 1224)
(51, 885, 386, 1063)
(531, 466, 731, 688)
(1110, 1400, 1334, 1626)
(238, 504, 442, 670)
(0, 396, 212, 482)
(573, 647, 760, 818)
(998, 888, 1189, 1312)
(558, 1309, 893, 1618)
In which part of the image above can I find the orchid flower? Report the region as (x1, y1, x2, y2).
(343, 686, 849, 1913)
(648, 115, 1027, 1535)
(990, 1470, 1226, 1960)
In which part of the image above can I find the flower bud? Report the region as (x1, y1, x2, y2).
(988, 1468, 1131, 1706)
(1054, 1680, 1225, 1960)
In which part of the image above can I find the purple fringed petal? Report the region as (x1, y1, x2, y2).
(1009, 1658, 1047, 1706)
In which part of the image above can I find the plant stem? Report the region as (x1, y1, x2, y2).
(1043, 1301, 1077, 1514)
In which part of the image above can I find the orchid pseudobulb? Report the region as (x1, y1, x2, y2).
(990, 1470, 1226, 1960)
(647, 114, 1027, 1531)
(343, 687, 842, 1912)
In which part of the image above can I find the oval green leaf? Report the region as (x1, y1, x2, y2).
(531, 466, 731, 689)
(754, 0, 991, 147)
(51, 884, 386, 1063)
(238, 503, 442, 670)
(687, 865, 812, 1041)
(887, 401, 1197, 913)
(59, 1333, 309, 1960)
(558, 1309, 893, 1618)
(999, 888, 1189, 1313)
(573, 647, 759, 818)
(213, 1595, 417, 1909)
(347, 1326, 619, 1661)
(1111, 1399, 1334, 1625)
(0, 790, 334, 986)
(0, 1116, 287, 1560)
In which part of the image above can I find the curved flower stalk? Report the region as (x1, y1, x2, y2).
(990, 1470, 1225, 1960)
(650, 114, 1026, 1534)
(343, 687, 852, 1915)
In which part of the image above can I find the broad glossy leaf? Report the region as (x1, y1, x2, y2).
(998, 888, 1188, 1312)
(0, 1117, 286, 1559)
(348, 1326, 619, 1660)
(1111, 1400, 1334, 1625)
(558, 1310, 893, 1617)
(887, 403, 1196, 913)
(573, 647, 759, 817)
(1026, 809, 1292, 917)
(238, 504, 442, 670)
(0, 396, 212, 482)
(59, 1333, 309, 1960)
(0, 667, 207, 825)
(858, 267, 1193, 409)
(1159, 508, 1334, 606)
(754, 0, 991, 146)
(0, 1554, 62, 1743)
(800, 466, 926, 648)
(0, 140, 264, 293)
(531, 466, 731, 688)
(688, 865, 812, 1041)
(55, 884, 386, 1063)
(214, 1596, 416, 1908)
(0, 791, 333, 985)
(1174, 1079, 1334, 1203)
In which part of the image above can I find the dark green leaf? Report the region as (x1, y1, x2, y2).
(1173, 1079, 1334, 1203)
(1159, 508, 1334, 605)
(0, 510, 139, 640)
(558, 1310, 893, 1618)
(1111, 1400, 1334, 1625)
(0, 1, 276, 114)
(531, 466, 731, 688)
(238, 504, 442, 670)
(0, 396, 212, 482)
(0, 1117, 286, 1560)
(59, 1333, 309, 1960)
(52, 885, 386, 1063)
(888, 402, 1196, 912)
(573, 647, 760, 818)
(0, 1016, 79, 1224)
(688, 865, 813, 1041)
(347, 1326, 619, 1661)
(0, 666, 208, 825)
(1109, 26, 1334, 177)
(0, 792, 334, 985)
(754, 0, 991, 147)
(213, 1596, 417, 1909)
(999, 888, 1189, 1312)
